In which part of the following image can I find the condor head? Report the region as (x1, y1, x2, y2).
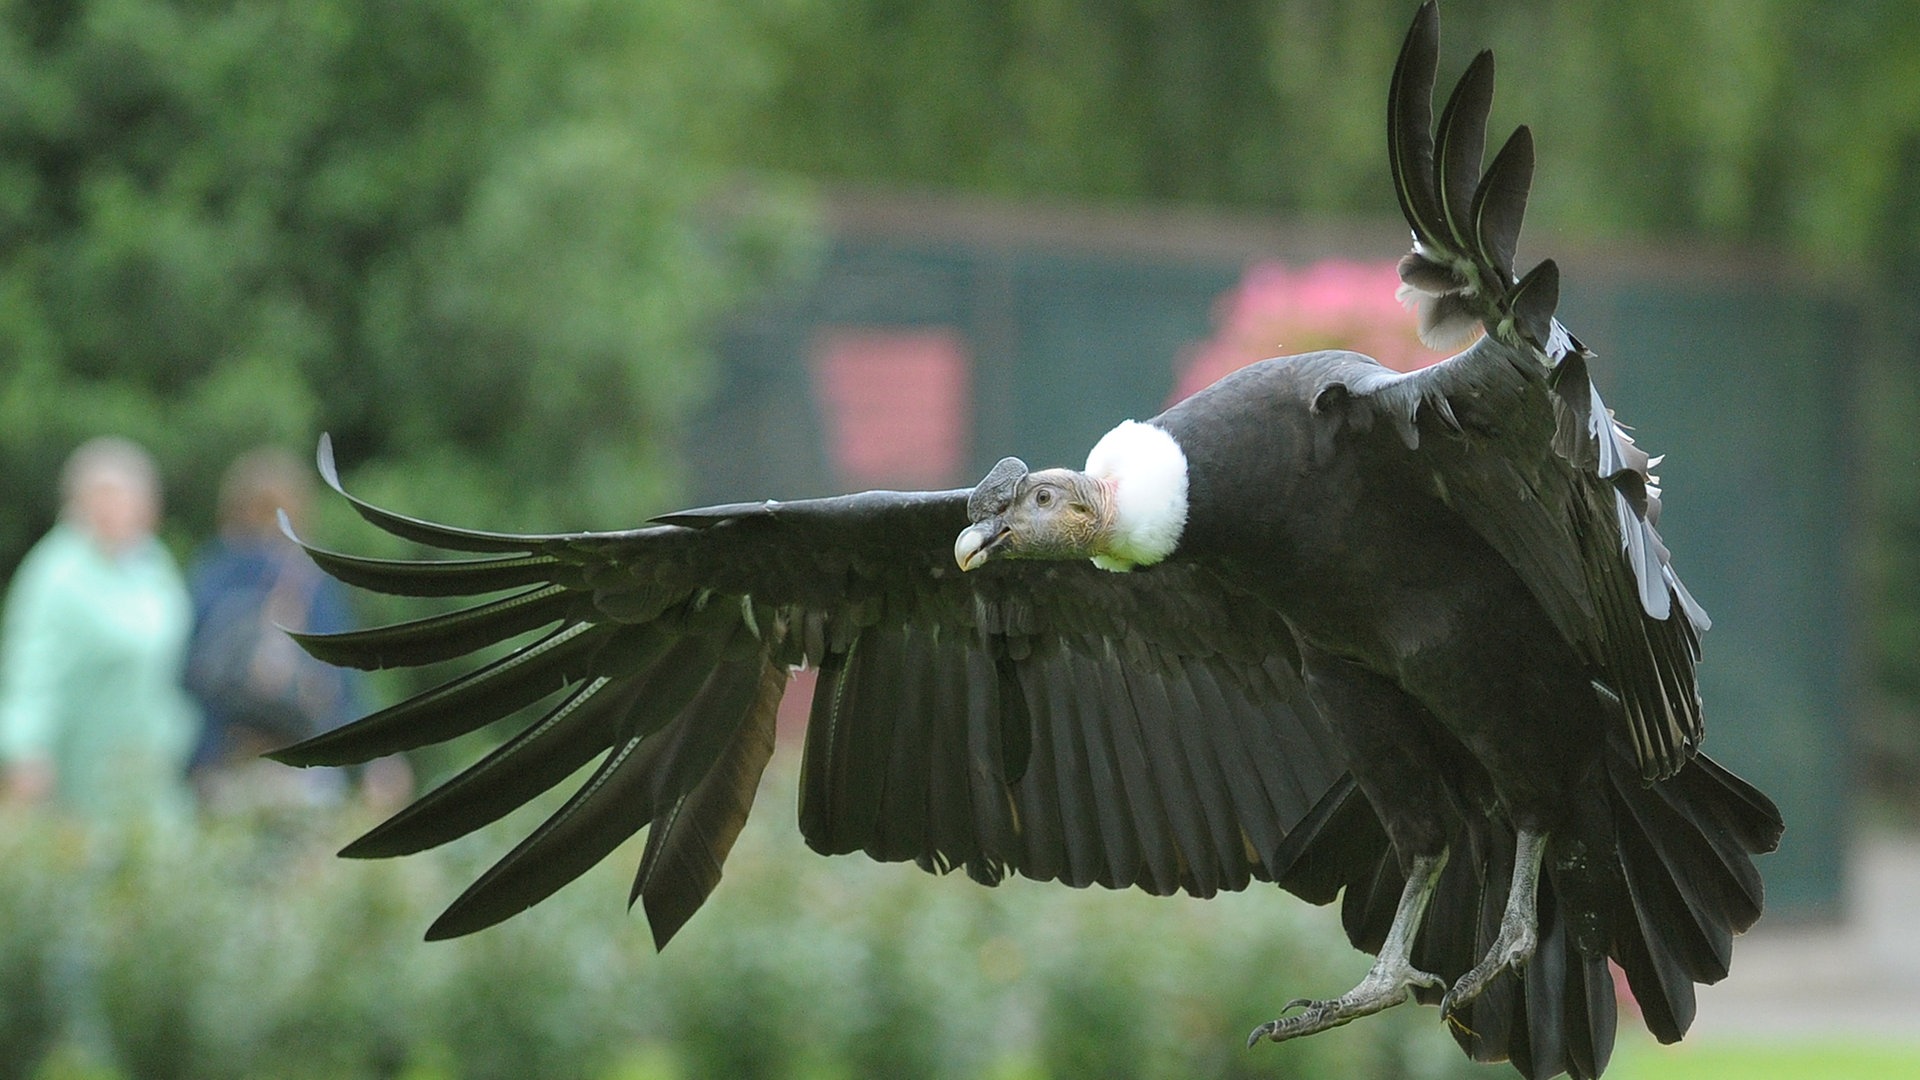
(954, 421, 1190, 574)
(953, 459, 1116, 571)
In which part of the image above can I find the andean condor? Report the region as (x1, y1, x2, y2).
(274, 4, 1782, 1076)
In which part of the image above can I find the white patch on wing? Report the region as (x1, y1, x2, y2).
(1084, 419, 1189, 571)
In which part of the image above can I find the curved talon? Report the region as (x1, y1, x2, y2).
(1248, 1007, 1329, 1047)
(1441, 959, 1510, 1018)
(1249, 966, 1442, 1048)
(1246, 1014, 1307, 1047)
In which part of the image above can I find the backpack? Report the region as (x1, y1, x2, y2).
(186, 555, 339, 748)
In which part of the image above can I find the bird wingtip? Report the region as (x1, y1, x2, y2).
(316, 432, 344, 492)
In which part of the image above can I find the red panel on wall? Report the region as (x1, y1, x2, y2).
(811, 328, 971, 489)
(1174, 260, 1453, 404)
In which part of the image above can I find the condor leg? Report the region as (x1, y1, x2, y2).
(1441, 826, 1548, 1016)
(1248, 850, 1449, 1046)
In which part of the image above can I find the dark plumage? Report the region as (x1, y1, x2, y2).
(283, 453, 1343, 943)
(276, 5, 1779, 1077)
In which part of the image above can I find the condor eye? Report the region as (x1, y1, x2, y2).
(1033, 488, 1055, 508)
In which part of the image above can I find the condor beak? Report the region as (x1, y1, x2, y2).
(954, 520, 1009, 571)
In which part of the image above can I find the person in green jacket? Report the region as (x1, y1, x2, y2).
(0, 436, 198, 827)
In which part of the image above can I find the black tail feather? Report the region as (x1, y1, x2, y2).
(1517, 889, 1569, 1079)
(1614, 814, 1732, 982)
(1569, 950, 1618, 1079)
(1613, 858, 1700, 1043)
(1342, 850, 1405, 956)
(1669, 753, 1785, 860)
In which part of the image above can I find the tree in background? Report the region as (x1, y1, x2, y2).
(5, 0, 1919, 803)
(746, 0, 1920, 261)
(0, 0, 811, 571)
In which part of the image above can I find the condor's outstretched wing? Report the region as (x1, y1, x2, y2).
(1336, 2, 1707, 781)
(277, 438, 1342, 946)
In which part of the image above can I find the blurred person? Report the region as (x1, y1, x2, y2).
(0, 437, 197, 826)
(184, 446, 406, 814)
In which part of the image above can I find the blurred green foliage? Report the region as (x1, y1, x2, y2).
(10, 0, 1914, 792)
(0, 0, 815, 569)
(0, 766, 1482, 1080)
(745, 0, 1920, 265)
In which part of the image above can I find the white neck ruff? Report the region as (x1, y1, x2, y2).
(1083, 420, 1189, 572)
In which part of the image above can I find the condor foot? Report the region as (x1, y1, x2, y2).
(1247, 960, 1446, 1046)
(1440, 918, 1537, 1017)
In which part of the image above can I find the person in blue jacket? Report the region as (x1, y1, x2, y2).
(183, 447, 382, 812)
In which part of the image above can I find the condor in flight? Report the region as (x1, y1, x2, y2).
(276, 4, 1780, 1077)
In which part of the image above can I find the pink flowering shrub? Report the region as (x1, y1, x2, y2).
(1172, 260, 1455, 404)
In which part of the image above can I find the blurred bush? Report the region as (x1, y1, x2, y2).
(0, 765, 1481, 1080)
(745, 0, 1920, 265)
(0, 0, 817, 570)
